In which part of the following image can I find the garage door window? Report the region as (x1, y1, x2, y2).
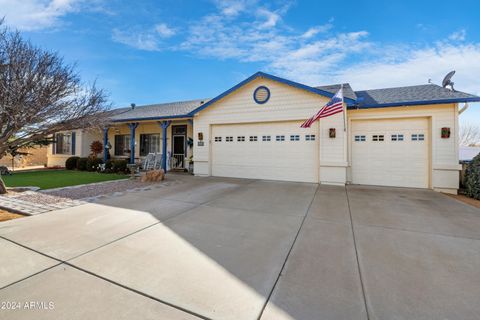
(249, 136, 258, 142)
(276, 135, 285, 141)
(262, 135, 271, 141)
(305, 135, 316, 141)
(226, 136, 233, 142)
(391, 134, 404, 141)
(372, 135, 384, 142)
(290, 135, 300, 141)
(214, 137, 222, 142)
(412, 134, 425, 141)
(354, 135, 366, 142)
(237, 136, 245, 142)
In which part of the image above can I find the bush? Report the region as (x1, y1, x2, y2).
(104, 159, 114, 172)
(65, 156, 80, 170)
(112, 159, 128, 174)
(464, 153, 480, 199)
(76, 157, 88, 171)
(86, 157, 103, 172)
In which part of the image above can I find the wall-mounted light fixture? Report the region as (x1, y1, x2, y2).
(441, 127, 451, 139)
(329, 128, 336, 138)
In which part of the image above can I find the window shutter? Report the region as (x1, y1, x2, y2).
(71, 132, 76, 155)
(52, 134, 56, 155)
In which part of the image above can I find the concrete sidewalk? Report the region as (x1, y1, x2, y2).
(1, 176, 480, 320)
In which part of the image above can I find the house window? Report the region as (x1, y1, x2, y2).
(114, 134, 131, 156)
(391, 134, 404, 141)
(249, 136, 258, 142)
(290, 135, 300, 141)
(354, 135, 366, 142)
(226, 136, 233, 142)
(305, 135, 316, 141)
(237, 136, 245, 142)
(262, 135, 271, 141)
(139, 134, 160, 156)
(55, 133, 72, 154)
(214, 137, 222, 142)
(276, 135, 285, 141)
(372, 135, 384, 142)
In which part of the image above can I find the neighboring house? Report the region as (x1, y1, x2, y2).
(47, 71, 480, 194)
(0, 146, 48, 169)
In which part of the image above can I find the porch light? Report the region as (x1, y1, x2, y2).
(329, 128, 336, 138)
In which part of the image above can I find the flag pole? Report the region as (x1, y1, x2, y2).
(341, 84, 346, 132)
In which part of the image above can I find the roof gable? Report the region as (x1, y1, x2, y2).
(188, 71, 357, 116)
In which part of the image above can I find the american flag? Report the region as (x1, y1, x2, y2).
(300, 87, 344, 128)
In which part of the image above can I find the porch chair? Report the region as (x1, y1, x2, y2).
(151, 152, 163, 170)
(141, 153, 155, 171)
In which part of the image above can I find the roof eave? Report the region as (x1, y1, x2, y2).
(350, 97, 480, 109)
(110, 114, 193, 123)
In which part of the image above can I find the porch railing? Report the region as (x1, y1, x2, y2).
(171, 154, 185, 169)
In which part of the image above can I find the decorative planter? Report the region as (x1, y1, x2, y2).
(188, 162, 194, 174)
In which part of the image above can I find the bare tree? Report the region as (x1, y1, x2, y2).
(460, 123, 480, 147)
(0, 20, 110, 193)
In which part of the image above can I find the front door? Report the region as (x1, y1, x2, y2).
(171, 125, 186, 169)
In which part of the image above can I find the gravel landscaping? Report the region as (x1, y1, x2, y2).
(0, 176, 183, 216)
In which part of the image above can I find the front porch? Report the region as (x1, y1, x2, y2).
(103, 119, 193, 172)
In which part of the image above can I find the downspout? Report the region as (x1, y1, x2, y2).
(459, 102, 469, 114)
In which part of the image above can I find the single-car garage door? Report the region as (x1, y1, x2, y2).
(211, 121, 319, 183)
(351, 118, 429, 188)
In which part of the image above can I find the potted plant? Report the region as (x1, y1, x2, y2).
(188, 156, 194, 174)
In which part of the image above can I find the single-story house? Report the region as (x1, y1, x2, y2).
(47, 71, 480, 194)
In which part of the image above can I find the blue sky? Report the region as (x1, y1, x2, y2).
(1, 0, 479, 125)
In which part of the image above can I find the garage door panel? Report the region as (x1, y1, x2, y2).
(212, 121, 318, 183)
(351, 118, 429, 188)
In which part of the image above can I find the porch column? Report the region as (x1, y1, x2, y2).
(103, 127, 109, 162)
(128, 123, 139, 164)
(159, 120, 171, 172)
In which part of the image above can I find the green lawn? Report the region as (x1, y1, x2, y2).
(1, 170, 128, 190)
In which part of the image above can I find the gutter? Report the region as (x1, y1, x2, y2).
(349, 97, 480, 110)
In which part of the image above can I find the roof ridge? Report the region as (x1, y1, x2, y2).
(355, 83, 440, 92)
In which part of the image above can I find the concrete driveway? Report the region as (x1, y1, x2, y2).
(1, 175, 480, 320)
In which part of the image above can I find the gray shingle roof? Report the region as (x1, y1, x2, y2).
(354, 84, 480, 107)
(110, 99, 209, 122)
(315, 83, 357, 101)
(108, 82, 480, 122)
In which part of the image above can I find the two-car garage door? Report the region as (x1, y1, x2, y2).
(351, 118, 429, 188)
(211, 121, 319, 183)
(210, 118, 429, 188)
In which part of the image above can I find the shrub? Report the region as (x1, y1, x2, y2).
(112, 159, 128, 173)
(104, 159, 114, 172)
(464, 153, 480, 199)
(86, 157, 103, 172)
(65, 156, 80, 170)
(76, 157, 88, 171)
